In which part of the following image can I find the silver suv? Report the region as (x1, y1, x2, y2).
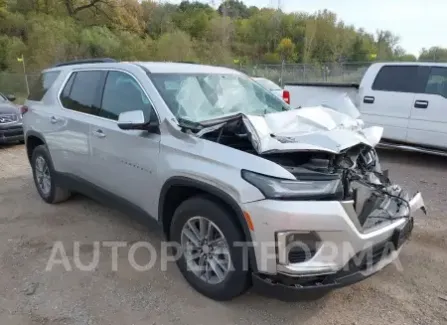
(22, 59, 425, 301)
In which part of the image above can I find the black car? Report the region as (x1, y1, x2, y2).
(0, 93, 24, 144)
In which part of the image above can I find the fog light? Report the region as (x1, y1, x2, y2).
(277, 232, 320, 265)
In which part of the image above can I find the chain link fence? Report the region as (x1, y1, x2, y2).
(0, 72, 39, 103)
(0, 62, 371, 103)
(237, 62, 372, 86)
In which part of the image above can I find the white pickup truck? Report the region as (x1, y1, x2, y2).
(285, 62, 447, 156)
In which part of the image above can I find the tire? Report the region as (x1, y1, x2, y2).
(170, 195, 251, 301)
(19, 139, 25, 144)
(31, 144, 71, 204)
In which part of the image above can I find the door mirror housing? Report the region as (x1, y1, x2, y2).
(118, 110, 159, 132)
(6, 94, 16, 102)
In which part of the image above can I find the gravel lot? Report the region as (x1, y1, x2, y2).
(0, 144, 446, 325)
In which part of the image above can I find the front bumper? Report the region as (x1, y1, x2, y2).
(251, 218, 414, 300)
(251, 244, 402, 301)
(243, 192, 424, 287)
(0, 123, 24, 143)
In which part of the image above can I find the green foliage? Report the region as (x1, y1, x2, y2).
(218, 0, 250, 19)
(261, 52, 281, 64)
(79, 26, 121, 58)
(0, 0, 427, 73)
(155, 29, 197, 62)
(277, 38, 295, 62)
(25, 14, 80, 69)
(419, 47, 447, 62)
(0, 35, 26, 71)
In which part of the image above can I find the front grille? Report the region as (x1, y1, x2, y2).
(2, 127, 23, 137)
(336, 239, 394, 277)
(0, 114, 18, 123)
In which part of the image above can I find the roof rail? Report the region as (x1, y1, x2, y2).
(53, 58, 117, 68)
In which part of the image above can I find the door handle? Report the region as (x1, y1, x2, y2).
(414, 100, 428, 109)
(92, 129, 106, 138)
(50, 116, 60, 124)
(363, 96, 375, 104)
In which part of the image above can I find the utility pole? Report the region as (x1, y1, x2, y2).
(222, 0, 227, 49)
(269, 0, 281, 51)
(17, 54, 29, 95)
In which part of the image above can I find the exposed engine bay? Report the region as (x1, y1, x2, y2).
(178, 103, 426, 229)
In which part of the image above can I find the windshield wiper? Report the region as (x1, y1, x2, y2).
(177, 117, 228, 138)
(177, 117, 203, 132)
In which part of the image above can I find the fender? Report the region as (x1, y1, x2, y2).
(25, 130, 47, 144)
(24, 130, 47, 162)
(159, 176, 258, 272)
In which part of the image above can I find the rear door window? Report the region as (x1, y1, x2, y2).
(424, 67, 447, 98)
(60, 71, 105, 115)
(28, 71, 61, 101)
(372, 65, 429, 93)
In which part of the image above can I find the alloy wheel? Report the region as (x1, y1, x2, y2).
(181, 216, 232, 285)
(35, 156, 51, 196)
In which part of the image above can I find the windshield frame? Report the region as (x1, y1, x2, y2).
(148, 72, 289, 123)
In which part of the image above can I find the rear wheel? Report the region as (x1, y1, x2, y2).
(170, 196, 251, 301)
(31, 145, 71, 204)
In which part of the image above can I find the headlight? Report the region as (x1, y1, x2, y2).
(241, 170, 344, 200)
(0, 113, 18, 123)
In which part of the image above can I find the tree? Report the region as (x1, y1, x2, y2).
(0, 0, 413, 73)
(218, 0, 249, 19)
(145, 2, 177, 39)
(179, 1, 213, 14)
(63, 0, 115, 17)
(419, 47, 447, 62)
(376, 30, 399, 60)
(302, 17, 317, 63)
(349, 36, 369, 62)
(155, 29, 197, 62)
(277, 37, 295, 62)
(206, 15, 233, 46)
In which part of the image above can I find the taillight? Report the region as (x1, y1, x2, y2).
(282, 90, 290, 104)
(20, 105, 29, 115)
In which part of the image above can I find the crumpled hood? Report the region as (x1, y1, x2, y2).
(243, 106, 383, 154)
(180, 94, 383, 155)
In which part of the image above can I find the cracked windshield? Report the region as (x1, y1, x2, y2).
(151, 73, 289, 122)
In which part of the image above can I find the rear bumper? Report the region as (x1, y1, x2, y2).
(0, 123, 24, 143)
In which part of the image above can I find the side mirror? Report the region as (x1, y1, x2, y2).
(6, 94, 16, 102)
(117, 110, 159, 133)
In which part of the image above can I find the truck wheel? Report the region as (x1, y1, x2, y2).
(31, 145, 71, 204)
(170, 196, 251, 301)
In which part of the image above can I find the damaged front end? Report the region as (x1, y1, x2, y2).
(177, 96, 426, 226)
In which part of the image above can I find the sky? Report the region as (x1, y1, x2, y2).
(167, 0, 447, 56)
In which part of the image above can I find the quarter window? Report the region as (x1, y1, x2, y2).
(60, 71, 104, 115)
(28, 71, 61, 101)
(99, 71, 153, 121)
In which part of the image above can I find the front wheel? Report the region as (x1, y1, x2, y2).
(170, 196, 251, 301)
